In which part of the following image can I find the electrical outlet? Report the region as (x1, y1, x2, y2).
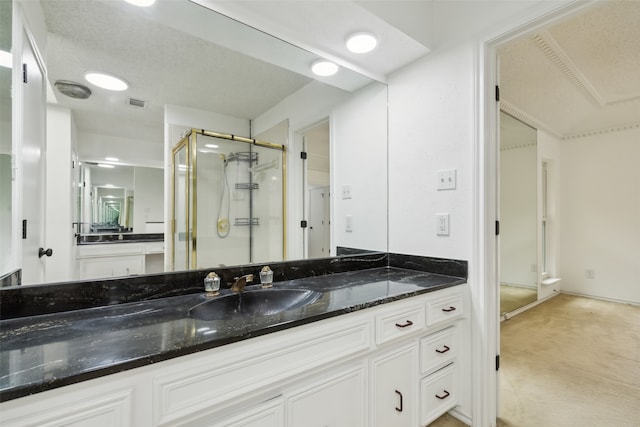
(437, 169, 457, 190)
(585, 269, 595, 279)
(436, 213, 449, 236)
(342, 185, 352, 200)
(345, 215, 353, 232)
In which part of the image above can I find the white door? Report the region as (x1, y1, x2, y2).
(20, 33, 46, 285)
(308, 186, 329, 258)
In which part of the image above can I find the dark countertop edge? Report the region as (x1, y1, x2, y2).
(77, 238, 164, 245)
(0, 279, 465, 402)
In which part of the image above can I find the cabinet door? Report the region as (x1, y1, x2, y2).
(206, 397, 283, 427)
(370, 343, 418, 427)
(78, 255, 144, 279)
(287, 366, 366, 427)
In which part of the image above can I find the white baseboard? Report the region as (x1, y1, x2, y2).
(560, 290, 640, 307)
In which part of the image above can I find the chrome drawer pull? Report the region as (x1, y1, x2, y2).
(435, 345, 450, 354)
(435, 390, 450, 400)
(441, 306, 457, 312)
(395, 320, 414, 328)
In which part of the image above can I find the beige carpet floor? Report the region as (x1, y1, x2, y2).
(428, 293, 640, 427)
(500, 284, 538, 315)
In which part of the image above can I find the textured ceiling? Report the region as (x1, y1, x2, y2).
(499, 1, 640, 138)
(41, 0, 313, 144)
(204, 0, 431, 81)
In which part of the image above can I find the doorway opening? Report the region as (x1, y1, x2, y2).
(301, 120, 330, 259)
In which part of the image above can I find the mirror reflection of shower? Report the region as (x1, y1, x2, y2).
(217, 153, 230, 238)
(172, 130, 285, 269)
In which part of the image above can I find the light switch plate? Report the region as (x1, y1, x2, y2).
(437, 169, 457, 190)
(342, 184, 352, 199)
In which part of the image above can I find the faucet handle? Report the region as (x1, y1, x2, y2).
(204, 272, 221, 296)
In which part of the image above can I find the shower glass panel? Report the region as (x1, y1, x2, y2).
(172, 130, 285, 270)
(172, 142, 189, 271)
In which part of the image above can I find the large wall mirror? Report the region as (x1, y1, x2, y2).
(4, 0, 388, 286)
(499, 112, 539, 316)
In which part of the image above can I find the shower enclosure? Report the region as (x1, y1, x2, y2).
(171, 129, 285, 270)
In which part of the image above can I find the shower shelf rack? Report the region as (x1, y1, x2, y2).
(235, 218, 260, 226)
(235, 183, 259, 190)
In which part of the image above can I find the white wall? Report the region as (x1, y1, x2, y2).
(252, 80, 358, 260)
(500, 144, 537, 287)
(45, 105, 76, 283)
(332, 82, 388, 253)
(559, 128, 640, 304)
(78, 132, 163, 169)
(133, 167, 164, 233)
(388, 42, 475, 261)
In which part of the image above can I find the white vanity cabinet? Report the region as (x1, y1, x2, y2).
(285, 365, 367, 427)
(76, 242, 164, 279)
(0, 284, 469, 427)
(206, 397, 285, 427)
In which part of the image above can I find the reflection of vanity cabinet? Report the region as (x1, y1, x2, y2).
(0, 285, 468, 427)
(76, 242, 164, 279)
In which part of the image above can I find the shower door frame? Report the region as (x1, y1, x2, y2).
(171, 129, 287, 270)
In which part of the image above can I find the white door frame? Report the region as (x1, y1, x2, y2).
(474, 1, 599, 425)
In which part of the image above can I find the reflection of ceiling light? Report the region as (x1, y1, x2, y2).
(85, 72, 128, 91)
(98, 164, 115, 168)
(103, 184, 115, 188)
(0, 50, 12, 69)
(205, 144, 219, 148)
(124, 0, 156, 7)
(105, 157, 119, 162)
(54, 80, 92, 99)
(346, 33, 378, 53)
(311, 60, 338, 77)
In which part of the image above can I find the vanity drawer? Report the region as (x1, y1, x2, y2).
(426, 291, 464, 326)
(420, 364, 457, 426)
(420, 326, 458, 375)
(145, 241, 165, 254)
(375, 302, 425, 345)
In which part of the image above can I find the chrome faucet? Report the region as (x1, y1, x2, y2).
(231, 274, 253, 293)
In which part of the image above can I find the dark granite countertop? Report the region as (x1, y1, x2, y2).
(0, 266, 465, 402)
(76, 233, 164, 245)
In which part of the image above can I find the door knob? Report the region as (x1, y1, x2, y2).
(38, 248, 53, 258)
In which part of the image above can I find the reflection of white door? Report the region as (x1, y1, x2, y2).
(308, 186, 329, 258)
(20, 33, 46, 285)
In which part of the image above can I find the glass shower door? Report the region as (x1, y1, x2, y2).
(172, 141, 189, 271)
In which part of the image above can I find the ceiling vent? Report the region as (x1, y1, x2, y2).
(127, 97, 147, 108)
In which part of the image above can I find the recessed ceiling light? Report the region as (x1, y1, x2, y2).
(346, 32, 378, 54)
(85, 72, 128, 91)
(123, 0, 156, 7)
(311, 60, 338, 77)
(105, 157, 119, 162)
(205, 144, 219, 149)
